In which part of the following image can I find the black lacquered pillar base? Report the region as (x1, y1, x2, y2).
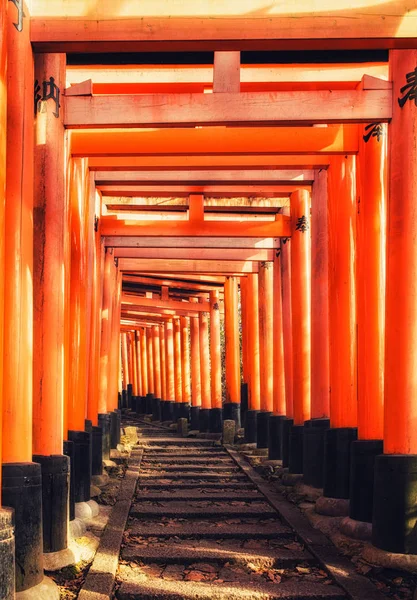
(257, 411, 272, 449)
(98, 413, 111, 460)
(323, 427, 358, 499)
(289, 424, 304, 474)
(281, 417, 294, 468)
(179, 402, 190, 421)
(245, 410, 259, 443)
(223, 403, 241, 429)
(268, 415, 285, 460)
(240, 383, 248, 426)
(92, 426, 104, 477)
(190, 406, 200, 430)
(110, 410, 121, 449)
(68, 430, 91, 503)
(127, 383, 133, 409)
(152, 397, 162, 421)
(122, 389, 127, 409)
(32, 454, 70, 554)
(63, 440, 75, 521)
(199, 408, 210, 433)
(146, 393, 154, 415)
(161, 401, 175, 422)
(209, 408, 223, 433)
(2, 463, 43, 592)
(349, 439, 383, 524)
(303, 418, 330, 487)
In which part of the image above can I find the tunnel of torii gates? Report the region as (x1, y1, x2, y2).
(1, 0, 417, 597)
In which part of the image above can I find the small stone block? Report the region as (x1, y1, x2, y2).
(177, 418, 188, 437)
(222, 420, 236, 445)
(316, 495, 350, 517)
(340, 516, 372, 541)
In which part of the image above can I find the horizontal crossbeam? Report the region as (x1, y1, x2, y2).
(118, 258, 259, 273)
(114, 247, 274, 261)
(107, 236, 278, 249)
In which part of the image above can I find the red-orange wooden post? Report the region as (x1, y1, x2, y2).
(126, 327, 134, 408)
(240, 277, 250, 424)
(33, 52, 72, 561)
(210, 290, 223, 433)
(160, 324, 167, 402)
(146, 326, 155, 415)
(164, 320, 175, 421)
(121, 332, 129, 392)
(180, 316, 191, 420)
(99, 249, 114, 417)
(190, 301, 202, 431)
(140, 327, 148, 408)
(345, 122, 387, 527)
(109, 268, 122, 411)
(289, 190, 311, 474)
(372, 50, 417, 554)
(245, 273, 261, 443)
(268, 249, 287, 460)
(131, 331, 139, 399)
(303, 169, 330, 487)
(199, 300, 211, 431)
(224, 277, 241, 426)
(174, 317, 183, 416)
(322, 156, 358, 503)
(135, 330, 143, 399)
(152, 325, 162, 420)
(257, 262, 274, 449)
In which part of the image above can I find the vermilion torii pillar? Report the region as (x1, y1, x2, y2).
(257, 262, 274, 449)
(303, 169, 330, 488)
(152, 325, 162, 421)
(320, 155, 358, 509)
(33, 52, 71, 564)
(240, 277, 250, 423)
(180, 316, 191, 421)
(373, 50, 417, 554)
(146, 326, 155, 415)
(289, 190, 311, 475)
(173, 317, 183, 419)
(190, 310, 202, 431)
(268, 247, 286, 460)
(160, 324, 167, 402)
(163, 320, 175, 421)
(199, 300, 211, 432)
(210, 290, 223, 433)
(224, 277, 241, 427)
(140, 326, 148, 413)
(135, 330, 143, 399)
(345, 122, 387, 531)
(245, 273, 261, 443)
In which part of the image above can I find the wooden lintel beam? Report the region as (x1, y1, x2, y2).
(64, 89, 391, 128)
(114, 247, 274, 261)
(94, 169, 316, 185)
(213, 51, 240, 93)
(98, 185, 298, 198)
(107, 236, 279, 249)
(101, 215, 290, 238)
(121, 306, 207, 318)
(122, 294, 210, 313)
(118, 258, 259, 274)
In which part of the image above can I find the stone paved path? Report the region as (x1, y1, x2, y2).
(115, 420, 349, 599)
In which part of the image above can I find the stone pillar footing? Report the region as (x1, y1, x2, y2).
(32, 454, 70, 554)
(110, 410, 121, 449)
(199, 408, 210, 433)
(223, 420, 236, 445)
(15, 576, 59, 600)
(340, 516, 372, 541)
(209, 408, 223, 434)
(2, 463, 43, 592)
(281, 417, 294, 468)
(323, 427, 358, 500)
(74, 499, 100, 521)
(268, 415, 286, 460)
(303, 418, 330, 488)
(315, 495, 350, 517)
(97, 413, 111, 461)
(257, 411, 273, 449)
(190, 406, 200, 430)
(245, 410, 259, 443)
(349, 439, 383, 524)
(223, 403, 241, 429)
(289, 424, 304, 474)
(0, 507, 15, 600)
(152, 397, 162, 421)
(372, 454, 417, 554)
(68, 430, 91, 503)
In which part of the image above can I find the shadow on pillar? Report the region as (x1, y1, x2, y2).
(0, 507, 14, 599)
(323, 427, 357, 499)
(303, 418, 330, 487)
(268, 415, 285, 460)
(245, 410, 259, 443)
(257, 411, 272, 449)
(281, 417, 294, 468)
(223, 403, 241, 429)
(110, 410, 121, 449)
(118, 392, 122, 410)
(2, 463, 43, 592)
(98, 413, 111, 461)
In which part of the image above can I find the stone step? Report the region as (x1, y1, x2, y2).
(128, 521, 293, 539)
(134, 491, 263, 501)
(142, 457, 232, 464)
(130, 502, 277, 518)
(142, 450, 226, 457)
(141, 438, 217, 446)
(121, 540, 314, 567)
(140, 464, 239, 472)
(136, 482, 256, 490)
(117, 570, 346, 600)
(138, 473, 246, 482)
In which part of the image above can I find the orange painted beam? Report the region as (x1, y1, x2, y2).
(70, 126, 359, 157)
(246, 274, 260, 411)
(113, 237, 279, 250)
(273, 251, 286, 416)
(290, 191, 311, 426)
(122, 294, 210, 313)
(210, 290, 222, 410)
(119, 258, 259, 274)
(99, 185, 298, 198)
(199, 301, 211, 410)
(224, 277, 240, 404)
(152, 325, 162, 400)
(181, 317, 191, 405)
(115, 247, 275, 261)
(94, 169, 315, 184)
(3, 2, 34, 463)
(173, 317, 183, 403)
(281, 208, 293, 418)
(310, 170, 330, 419)
(165, 320, 175, 401)
(328, 156, 357, 429)
(259, 262, 274, 413)
(33, 53, 67, 454)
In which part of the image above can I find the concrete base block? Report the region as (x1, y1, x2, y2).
(103, 459, 117, 469)
(90, 485, 101, 498)
(252, 448, 268, 457)
(69, 518, 87, 540)
(75, 502, 93, 520)
(340, 516, 372, 541)
(87, 499, 100, 517)
(316, 495, 350, 517)
(363, 544, 417, 574)
(238, 443, 257, 451)
(177, 418, 188, 437)
(16, 577, 59, 600)
(282, 473, 303, 487)
(293, 483, 322, 503)
(124, 426, 139, 445)
(91, 473, 109, 487)
(43, 532, 99, 572)
(222, 420, 236, 445)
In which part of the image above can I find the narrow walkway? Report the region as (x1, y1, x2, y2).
(116, 421, 347, 599)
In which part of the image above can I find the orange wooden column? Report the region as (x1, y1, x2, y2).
(146, 326, 155, 396)
(281, 208, 294, 422)
(3, 0, 34, 465)
(199, 300, 211, 420)
(121, 332, 129, 391)
(323, 155, 358, 500)
(165, 320, 175, 401)
(372, 50, 417, 554)
(140, 327, 148, 397)
(173, 317, 183, 404)
(190, 313, 202, 408)
(135, 330, 143, 398)
(273, 251, 286, 417)
(0, 0, 6, 502)
(224, 277, 240, 411)
(33, 53, 67, 455)
(240, 277, 250, 420)
(246, 274, 260, 412)
(153, 325, 162, 399)
(131, 331, 139, 397)
(210, 290, 222, 432)
(160, 325, 167, 401)
(257, 262, 274, 448)
(289, 190, 311, 473)
(180, 316, 191, 409)
(109, 269, 122, 410)
(99, 249, 115, 414)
